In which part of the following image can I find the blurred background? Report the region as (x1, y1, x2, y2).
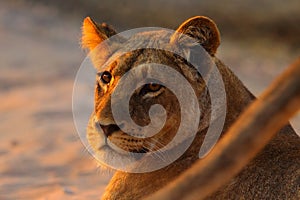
(0, 0, 299, 199)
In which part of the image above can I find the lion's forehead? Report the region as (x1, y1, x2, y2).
(103, 30, 178, 74)
(124, 30, 172, 49)
(112, 51, 184, 81)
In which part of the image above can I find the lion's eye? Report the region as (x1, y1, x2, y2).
(100, 71, 112, 84)
(145, 83, 162, 92)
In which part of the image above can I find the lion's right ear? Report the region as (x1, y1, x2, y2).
(81, 17, 118, 51)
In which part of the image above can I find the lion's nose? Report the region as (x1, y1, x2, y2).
(99, 124, 120, 137)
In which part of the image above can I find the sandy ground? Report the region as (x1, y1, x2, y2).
(0, 2, 111, 200)
(0, 1, 299, 200)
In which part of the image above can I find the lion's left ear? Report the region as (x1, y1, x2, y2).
(81, 17, 125, 69)
(81, 17, 118, 51)
(170, 16, 221, 56)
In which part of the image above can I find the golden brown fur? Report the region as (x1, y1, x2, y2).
(81, 16, 300, 199)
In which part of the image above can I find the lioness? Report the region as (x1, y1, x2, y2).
(81, 16, 300, 199)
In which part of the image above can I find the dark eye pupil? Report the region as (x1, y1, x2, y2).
(101, 71, 112, 84)
(147, 83, 161, 91)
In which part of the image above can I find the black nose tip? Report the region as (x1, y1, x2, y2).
(100, 124, 120, 137)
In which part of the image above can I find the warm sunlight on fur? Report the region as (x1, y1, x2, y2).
(81, 16, 300, 200)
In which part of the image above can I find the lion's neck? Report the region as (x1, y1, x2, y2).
(214, 57, 255, 130)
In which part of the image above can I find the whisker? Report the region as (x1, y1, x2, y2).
(146, 138, 173, 162)
(144, 140, 168, 163)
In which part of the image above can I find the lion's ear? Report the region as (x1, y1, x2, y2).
(81, 17, 118, 51)
(81, 17, 125, 69)
(170, 16, 221, 56)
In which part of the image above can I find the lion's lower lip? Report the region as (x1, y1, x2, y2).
(98, 145, 111, 151)
(98, 144, 148, 155)
(97, 145, 123, 156)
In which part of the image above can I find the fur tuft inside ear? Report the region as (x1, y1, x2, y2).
(171, 16, 221, 56)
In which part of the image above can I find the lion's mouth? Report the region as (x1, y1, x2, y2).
(97, 123, 150, 154)
(97, 136, 149, 156)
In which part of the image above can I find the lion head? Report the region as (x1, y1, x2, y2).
(81, 16, 221, 169)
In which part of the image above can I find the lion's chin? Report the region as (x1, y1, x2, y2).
(94, 145, 143, 171)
